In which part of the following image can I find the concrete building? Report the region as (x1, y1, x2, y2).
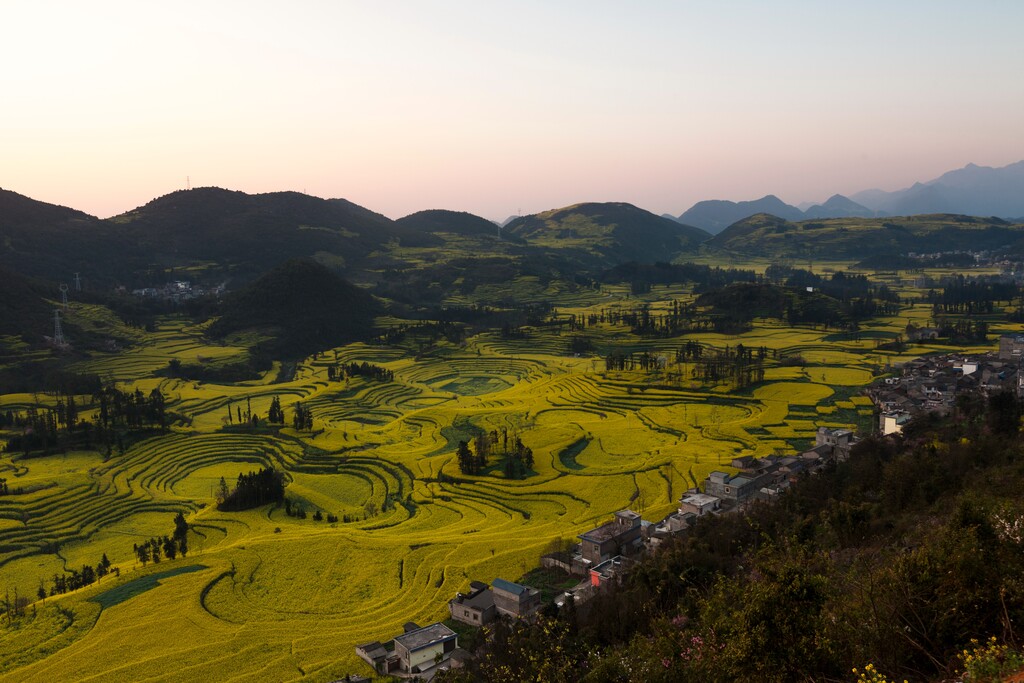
(392, 623, 458, 676)
(491, 578, 541, 619)
(448, 581, 496, 626)
(678, 492, 721, 517)
(578, 510, 643, 565)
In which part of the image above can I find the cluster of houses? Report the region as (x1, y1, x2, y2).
(871, 339, 1024, 435)
(127, 280, 225, 301)
(349, 338, 1024, 680)
(355, 577, 542, 680)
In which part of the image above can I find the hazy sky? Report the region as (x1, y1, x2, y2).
(2, 1, 1022, 219)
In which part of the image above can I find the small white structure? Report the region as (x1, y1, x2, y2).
(880, 411, 911, 435)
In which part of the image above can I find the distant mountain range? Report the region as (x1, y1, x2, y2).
(672, 161, 1024, 233)
(3, 160, 1024, 290)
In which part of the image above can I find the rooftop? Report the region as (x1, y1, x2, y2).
(394, 623, 457, 653)
(492, 578, 531, 596)
(680, 493, 719, 507)
(579, 519, 625, 543)
(452, 588, 495, 610)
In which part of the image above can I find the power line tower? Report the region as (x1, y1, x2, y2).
(53, 309, 66, 347)
(74, 272, 82, 291)
(60, 283, 69, 310)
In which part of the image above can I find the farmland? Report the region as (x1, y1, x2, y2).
(0, 267, 1020, 682)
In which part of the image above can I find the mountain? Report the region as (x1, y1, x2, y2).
(396, 209, 500, 237)
(851, 161, 1024, 218)
(207, 259, 382, 358)
(677, 195, 805, 234)
(802, 194, 880, 219)
(0, 188, 131, 283)
(503, 202, 710, 263)
(708, 212, 1024, 259)
(108, 188, 410, 279)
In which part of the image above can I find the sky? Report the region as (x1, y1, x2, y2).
(1, 0, 1022, 220)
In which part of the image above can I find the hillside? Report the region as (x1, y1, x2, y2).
(503, 202, 710, 264)
(207, 259, 382, 357)
(0, 189, 134, 283)
(677, 195, 804, 233)
(396, 209, 500, 237)
(108, 188, 408, 280)
(0, 268, 57, 342)
(707, 212, 1024, 258)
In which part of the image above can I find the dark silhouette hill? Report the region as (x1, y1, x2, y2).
(207, 259, 381, 358)
(677, 195, 804, 234)
(109, 188, 408, 278)
(396, 209, 500, 237)
(503, 202, 709, 263)
(852, 161, 1024, 217)
(0, 188, 133, 283)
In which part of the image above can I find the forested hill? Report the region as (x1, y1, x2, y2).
(503, 202, 711, 263)
(396, 209, 500, 237)
(207, 258, 381, 358)
(438, 391, 1024, 683)
(0, 188, 136, 282)
(707, 212, 1024, 258)
(108, 188, 409, 279)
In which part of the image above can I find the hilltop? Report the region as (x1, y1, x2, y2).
(109, 188, 408, 280)
(504, 202, 710, 264)
(207, 258, 381, 358)
(396, 209, 500, 237)
(677, 194, 804, 234)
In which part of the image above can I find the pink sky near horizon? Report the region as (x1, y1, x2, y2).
(2, 1, 1022, 221)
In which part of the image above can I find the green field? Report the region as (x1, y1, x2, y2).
(1, 271, 1020, 682)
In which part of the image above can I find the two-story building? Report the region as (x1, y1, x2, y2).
(578, 509, 643, 565)
(392, 623, 458, 677)
(491, 578, 542, 619)
(448, 581, 496, 626)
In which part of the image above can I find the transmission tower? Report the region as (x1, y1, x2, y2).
(74, 272, 82, 291)
(60, 283, 69, 309)
(53, 309, 66, 347)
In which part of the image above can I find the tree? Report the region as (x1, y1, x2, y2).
(457, 440, 475, 475)
(268, 396, 284, 424)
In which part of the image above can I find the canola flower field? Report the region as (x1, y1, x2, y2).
(0, 275, 1016, 682)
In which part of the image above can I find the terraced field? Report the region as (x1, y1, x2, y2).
(1, 278, 1017, 682)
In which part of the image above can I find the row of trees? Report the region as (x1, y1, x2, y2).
(3, 384, 167, 457)
(40, 553, 116, 600)
(326, 361, 394, 382)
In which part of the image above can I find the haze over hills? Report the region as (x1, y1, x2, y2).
(673, 161, 1024, 233)
(852, 161, 1024, 217)
(677, 195, 806, 234)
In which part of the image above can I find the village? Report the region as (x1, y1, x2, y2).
(345, 335, 1024, 681)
